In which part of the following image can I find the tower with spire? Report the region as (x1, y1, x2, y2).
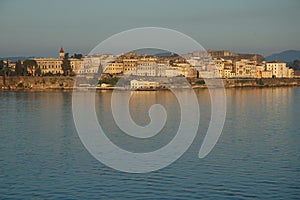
(59, 47, 65, 59)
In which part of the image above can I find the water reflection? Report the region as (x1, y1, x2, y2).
(0, 88, 299, 199)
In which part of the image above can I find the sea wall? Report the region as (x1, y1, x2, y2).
(1, 76, 300, 91)
(223, 78, 300, 88)
(0, 76, 75, 90)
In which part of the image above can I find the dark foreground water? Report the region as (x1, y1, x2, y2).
(1, 87, 300, 199)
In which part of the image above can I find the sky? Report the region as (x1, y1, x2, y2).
(0, 0, 299, 57)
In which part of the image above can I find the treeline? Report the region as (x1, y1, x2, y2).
(0, 59, 41, 76)
(288, 60, 300, 70)
(0, 52, 81, 77)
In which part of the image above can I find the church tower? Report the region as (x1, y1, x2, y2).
(59, 47, 65, 59)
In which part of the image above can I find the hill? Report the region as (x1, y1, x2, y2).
(266, 50, 300, 62)
(0, 56, 34, 62)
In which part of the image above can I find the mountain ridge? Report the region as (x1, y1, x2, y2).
(266, 50, 300, 62)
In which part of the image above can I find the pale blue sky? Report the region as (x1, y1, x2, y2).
(0, 0, 299, 57)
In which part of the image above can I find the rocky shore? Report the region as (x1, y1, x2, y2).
(0, 76, 75, 91)
(1, 76, 300, 91)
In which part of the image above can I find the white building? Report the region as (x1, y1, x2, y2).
(79, 54, 116, 75)
(136, 63, 158, 76)
(266, 61, 293, 78)
(130, 80, 159, 89)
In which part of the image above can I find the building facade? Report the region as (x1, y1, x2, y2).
(266, 61, 293, 78)
(34, 48, 83, 75)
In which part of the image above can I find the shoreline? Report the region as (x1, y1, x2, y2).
(1, 76, 300, 92)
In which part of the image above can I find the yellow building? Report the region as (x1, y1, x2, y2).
(69, 58, 83, 74)
(208, 50, 231, 57)
(104, 62, 124, 74)
(34, 48, 83, 75)
(261, 70, 272, 78)
(34, 58, 63, 75)
(121, 53, 138, 75)
(255, 64, 265, 78)
(235, 59, 257, 78)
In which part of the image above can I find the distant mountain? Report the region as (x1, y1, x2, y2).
(266, 50, 300, 62)
(155, 52, 179, 57)
(0, 56, 34, 62)
(132, 48, 168, 56)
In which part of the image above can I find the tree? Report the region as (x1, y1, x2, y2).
(292, 60, 300, 70)
(61, 53, 72, 76)
(73, 53, 83, 59)
(0, 60, 4, 71)
(23, 59, 38, 76)
(15, 60, 25, 76)
(35, 66, 42, 76)
(2, 60, 12, 86)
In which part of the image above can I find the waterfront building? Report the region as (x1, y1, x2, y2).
(130, 79, 159, 89)
(234, 59, 257, 78)
(34, 57, 63, 75)
(69, 58, 84, 74)
(261, 70, 273, 78)
(80, 54, 115, 75)
(266, 61, 294, 78)
(34, 48, 83, 75)
(255, 64, 265, 78)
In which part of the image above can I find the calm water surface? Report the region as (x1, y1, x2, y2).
(1, 87, 300, 199)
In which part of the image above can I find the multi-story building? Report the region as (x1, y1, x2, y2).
(266, 61, 293, 78)
(136, 63, 158, 76)
(80, 54, 116, 75)
(261, 70, 272, 78)
(104, 61, 123, 74)
(121, 53, 138, 75)
(158, 64, 180, 77)
(208, 50, 231, 58)
(212, 58, 225, 77)
(80, 56, 100, 74)
(70, 58, 84, 74)
(255, 64, 265, 78)
(34, 57, 63, 75)
(234, 59, 257, 78)
(34, 48, 83, 75)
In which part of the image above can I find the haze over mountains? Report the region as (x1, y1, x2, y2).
(1, 50, 300, 63)
(265, 50, 300, 62)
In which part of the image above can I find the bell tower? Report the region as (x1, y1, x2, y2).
(59, 47, 65, 59)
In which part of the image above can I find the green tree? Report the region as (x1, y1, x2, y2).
(35, 66, 42, 76)
(292, 60, 300, 70)
(0, 60, 4, 72)
(15, 60, 25, 76)
(23, 59, 38, 76)
(73, 53, 83, 59)
(2, 60, 12, 86)
(61, 53, 72, 76)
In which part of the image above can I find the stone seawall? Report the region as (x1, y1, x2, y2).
(223, 78, 300, 88)
(0, 76, 75, 90)
(1, 76, 300, 91)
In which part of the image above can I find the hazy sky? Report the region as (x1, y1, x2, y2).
(0, 0, 299, 57)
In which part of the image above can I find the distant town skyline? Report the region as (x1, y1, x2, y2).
(0, 0, 299, 58)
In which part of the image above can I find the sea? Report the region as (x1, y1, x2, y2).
(1, 87, 299, 199)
